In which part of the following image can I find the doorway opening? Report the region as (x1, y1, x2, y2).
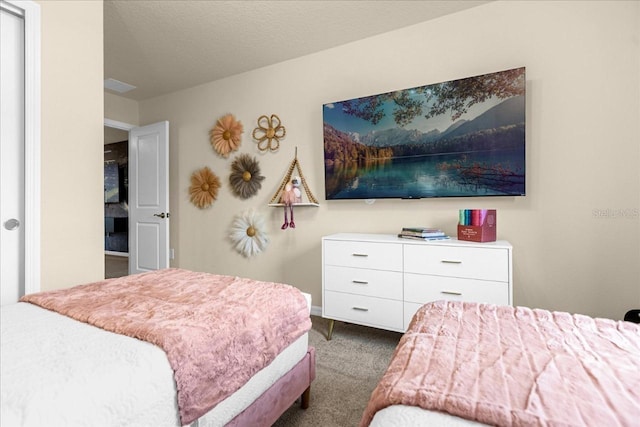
(103, 120, 133, 278)
(104, 135, 128, 253)
(104, 119, 171, 277)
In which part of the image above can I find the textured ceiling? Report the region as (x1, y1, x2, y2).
(104, 0, 490, 101)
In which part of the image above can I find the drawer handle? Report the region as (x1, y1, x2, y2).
(352, 253, 369, 257)
(441, 260, 462, 264)
(352, 306, 369, 312)
(441, 290, 463, 296)
(352, 280, 369, 284)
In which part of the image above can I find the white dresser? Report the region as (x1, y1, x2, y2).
(322, 233, 512, 337)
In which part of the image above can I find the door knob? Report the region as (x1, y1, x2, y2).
(4, 218, 20, 230)
(153, 213, 166, 219)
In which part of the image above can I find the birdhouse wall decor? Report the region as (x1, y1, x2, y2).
(269, 148, 319, 230)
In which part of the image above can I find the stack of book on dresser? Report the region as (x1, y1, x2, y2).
(398, 227, 450, 241)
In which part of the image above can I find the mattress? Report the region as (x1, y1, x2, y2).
(0, 293, 311, 427)
(195, 293, 311, 426)
(370, 405, 487, 427)
(361, 300, 640, 427)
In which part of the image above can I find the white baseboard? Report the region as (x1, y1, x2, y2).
(105, 251, 128, 257)
(310, 305, 322, 317)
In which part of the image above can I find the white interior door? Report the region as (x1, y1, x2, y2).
(128, 121, 169, 274)
(1, 5, 26, 305)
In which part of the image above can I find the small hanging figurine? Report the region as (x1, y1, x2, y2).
(291, 176, 302, 203)
(280, 180, 297, 230)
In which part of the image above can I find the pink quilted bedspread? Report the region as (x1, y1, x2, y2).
(21, 268, 311, 425)
(361, 300, 640, 427)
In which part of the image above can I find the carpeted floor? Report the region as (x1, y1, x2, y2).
(100, 264, 400, 425)
(273, 316, 402, 427)
(105, 254, 128, 278)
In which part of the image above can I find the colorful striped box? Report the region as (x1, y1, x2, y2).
(457, 209, 496, 242)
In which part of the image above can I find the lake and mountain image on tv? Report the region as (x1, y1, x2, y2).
(323, 67, 526, 200)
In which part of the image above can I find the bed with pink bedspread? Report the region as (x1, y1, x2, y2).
(1, 268, 315, 426)
(361, 300, 640, 427)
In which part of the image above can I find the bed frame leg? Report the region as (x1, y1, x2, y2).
(301, 386, 311, 409)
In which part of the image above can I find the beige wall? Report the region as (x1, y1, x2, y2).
(138, 0, 640, 320)
(105, 92, 139, 126)
(38, 0, 104, 290)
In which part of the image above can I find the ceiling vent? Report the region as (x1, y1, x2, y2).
(104, 78, 136, 94)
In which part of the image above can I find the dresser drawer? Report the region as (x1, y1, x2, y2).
(324, 240, 402, 271)
(324, 265, 403, 300)
(404, 244, 509, 282)
(322, 234, 512, 337)
(323, 291, 404, 331)
(404, 273, 509, 305)
(404, 302, 424, 331)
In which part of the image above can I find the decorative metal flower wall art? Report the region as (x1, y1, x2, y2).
(252, 114, 286, 152)
(189, 166, 221, 209)
(229, 208, 269, 257)
(210, 113, 243, 157)
(229, 154, 265, 199)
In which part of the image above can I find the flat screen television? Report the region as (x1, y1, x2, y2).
(323, 67, 525, 200)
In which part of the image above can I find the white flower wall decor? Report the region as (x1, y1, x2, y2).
(229, 208, 269, 257)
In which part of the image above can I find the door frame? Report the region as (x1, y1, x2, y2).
(3, 0, 41, 295)
(104, 119, 171, 274)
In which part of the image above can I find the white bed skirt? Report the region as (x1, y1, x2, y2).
(0, 293, 311, 427)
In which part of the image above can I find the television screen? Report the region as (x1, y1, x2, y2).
(323, 67, 525, 200)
